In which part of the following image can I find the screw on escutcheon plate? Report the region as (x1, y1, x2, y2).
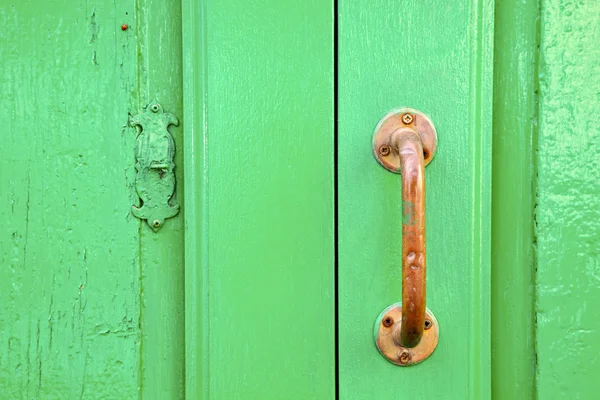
(424, 318, 432, 330)
(382, 316, 394, 327)
(401, 113, 413, 124)
(379, 145, 391, 156)
(399, 351, 411, 364)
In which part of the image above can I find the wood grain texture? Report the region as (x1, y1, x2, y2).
(338, 1, 493, 398)
(0, 1, 184, 398)
(491, 0, 537, 397)
(182, 0, 335, 398)
(535, 1, 600, 397)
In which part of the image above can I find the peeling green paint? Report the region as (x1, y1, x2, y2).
(0, 2, 185, 397)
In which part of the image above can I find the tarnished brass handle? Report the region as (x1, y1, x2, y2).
(372, 109, 439, 367)
(397, 130, 427, 347)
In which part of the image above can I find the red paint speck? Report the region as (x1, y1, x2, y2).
(121, 24, 128, 31)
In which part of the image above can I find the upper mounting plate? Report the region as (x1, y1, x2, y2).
(372, 108, 437, 173)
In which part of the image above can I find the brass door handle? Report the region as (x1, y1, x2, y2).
(372, 109, 439, 366)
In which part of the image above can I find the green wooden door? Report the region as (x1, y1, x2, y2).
(3, 0, 600, 399)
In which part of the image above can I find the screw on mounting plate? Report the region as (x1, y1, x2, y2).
(399, 351, 411, 364)
(424, 318, 432, 330)
(379, 145, 391, 156)
(401, 113, 413, 124)
(382, 316, 394, 327)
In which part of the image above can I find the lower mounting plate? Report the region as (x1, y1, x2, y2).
(374, 303, 439, 366)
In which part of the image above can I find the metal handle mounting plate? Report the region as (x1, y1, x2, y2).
(374, 303, 439, 366)
(372, 108, 437, 171)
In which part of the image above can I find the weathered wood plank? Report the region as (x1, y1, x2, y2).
(0, 1, 185, 398)
(0, 2, 141, 397)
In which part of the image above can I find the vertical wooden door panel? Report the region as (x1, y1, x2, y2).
(535, 1, 600, 398)
(338, 1, 493, 399)
(136, 0, 186, 398)
(491, 0, 537, 398)
(183, 0, 335, 399)
(0, 1, 184, 398)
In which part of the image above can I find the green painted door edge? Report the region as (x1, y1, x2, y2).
(181, 0, 209, 398)
(491, 0, 538, 398)
(135, 0, 187, 397)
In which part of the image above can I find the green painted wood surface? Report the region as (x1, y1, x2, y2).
(535, 1, 600, 398)
(0, 1, 184, 398)
(5, 1, 600, 398)
(338, 1, 494, 399)
(136, 0, 186, 398)
(491, 0, 537, 398)
(182, 0, 335, 399)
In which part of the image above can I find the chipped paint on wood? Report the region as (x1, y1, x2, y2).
(0, 1, 184, 398)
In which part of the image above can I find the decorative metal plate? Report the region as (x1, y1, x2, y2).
(131, 101, 180, 231)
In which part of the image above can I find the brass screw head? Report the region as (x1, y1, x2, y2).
(150, 104, 160, 113)
(401, 113, 413, 124)
(152, 219, 161, 228)
(379, 145, 391, 157)
(382, 316, 394, 327)
(399, 351, 411, 364)
(424, 318, 432, 330)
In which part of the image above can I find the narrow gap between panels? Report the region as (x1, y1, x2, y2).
(333, 0, 340, 398)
